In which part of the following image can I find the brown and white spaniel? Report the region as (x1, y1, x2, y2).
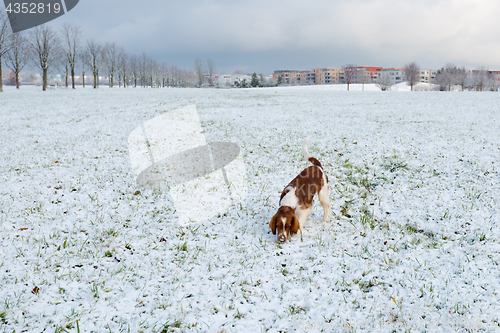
(269, 136, 331, 242)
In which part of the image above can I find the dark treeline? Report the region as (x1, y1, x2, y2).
(0, 11, 197, 92)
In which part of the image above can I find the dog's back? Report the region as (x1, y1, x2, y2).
(279, 136, 328, 209)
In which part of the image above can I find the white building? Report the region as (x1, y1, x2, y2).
(216, 74, 233, 88)
(419, 69, 437, 83)
(380, 68, 405, 86)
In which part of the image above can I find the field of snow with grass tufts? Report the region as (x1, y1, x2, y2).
(1, 84, 500, 332)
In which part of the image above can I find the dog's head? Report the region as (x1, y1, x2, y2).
(269, 206, 300, 242)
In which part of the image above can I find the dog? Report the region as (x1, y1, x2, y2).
(269, 136, 331, 242)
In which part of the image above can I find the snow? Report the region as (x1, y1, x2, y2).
(1, 84, 500, 332)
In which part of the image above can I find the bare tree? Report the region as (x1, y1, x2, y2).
(376, 71, 392, 91)
(434, 63, 458, 91)
(472, 67, 489, 91)
(171, 65, 178, 87)
(404, 61, 419, 91)
(207, 59, 216, 86)
(140, 52, 148, 87)
(102, 42, 120, 88)
(118, 48, 128, 88)
(0, 10, 12, 92)
(129, 55, 138, 87)
(85, 40, 102, 88)
(147, 58, 157, 88)
(455, 67, 469, 91)
(342, 64, 357, 91)
(160, 62, 168, 87)
(79, 48, 88, 87)
(5, 32, 30, 89)
(170, 65, 179, 87)
(60, 23, 81, 89)
(29, 25, 60, 91)
(171, 65, 179, 87)
(194, 58, 204, 87)
(358, 68, 371, 91)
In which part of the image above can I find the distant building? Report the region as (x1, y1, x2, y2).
(488, 71, 500, 85)
(217, 74, 232, 87)
(380, 68, 405, 85)
(312, 67, 343, 84)
(419, 69, 437, 83)
(299, 70, 316, 85)
(267, 66, 449, 87)
(273, 70, 300, 84)
(352, 66, 383, 83)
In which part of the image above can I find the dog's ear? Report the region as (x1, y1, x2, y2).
(269, 214, 277, 235)
(290, 216, 300, 234)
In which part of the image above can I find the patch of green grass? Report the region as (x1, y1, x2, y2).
(404, 224, 435, 239)
(340, 199, 354, 218)
(382, 156, 408, 173)
(171, 242, 188, 252)
(288, 305, 307, 316)
(159, 319, 183, 333)
(234, 309, 245, 319)
(357, 279, 378, 293)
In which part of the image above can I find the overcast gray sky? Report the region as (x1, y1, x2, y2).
(41, 0, 500, 73)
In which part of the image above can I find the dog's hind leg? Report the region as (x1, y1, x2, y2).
(318, 185, 331, 223)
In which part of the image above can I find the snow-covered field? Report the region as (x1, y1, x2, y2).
(1, 84, 500, 332)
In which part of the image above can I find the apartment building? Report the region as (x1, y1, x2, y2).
(488, 71, 500, 85)
(272, 66, 441, 86)
(419, 69, 437, 83)
(380, 68, 405, 85)
(353, 66, 383, 83)
(299, 70, 316, 85)
(312, 67, 343, 84)
(273, 70, 300, 84)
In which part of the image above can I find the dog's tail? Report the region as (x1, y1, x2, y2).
(302, 135, 323, 169)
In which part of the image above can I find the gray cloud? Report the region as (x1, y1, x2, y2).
(56, 0, 500, 73)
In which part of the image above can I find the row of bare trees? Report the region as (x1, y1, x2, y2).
(194, 58, 217, 87)
(375, 61, 496, 92)
(433, 64, 496, 91)
(0, 10, 196, 91)
(404, 61, 496, 92)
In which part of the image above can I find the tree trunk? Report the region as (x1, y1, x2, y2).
(43, 67, 48, 91)
(65, 66, 69, 87)
(16, 71, 20, 89)
(82, 72, 85, 88)
(71, 67, 75, 89)
(93, 72, 97, 88)
(0, 57, 3, 93)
